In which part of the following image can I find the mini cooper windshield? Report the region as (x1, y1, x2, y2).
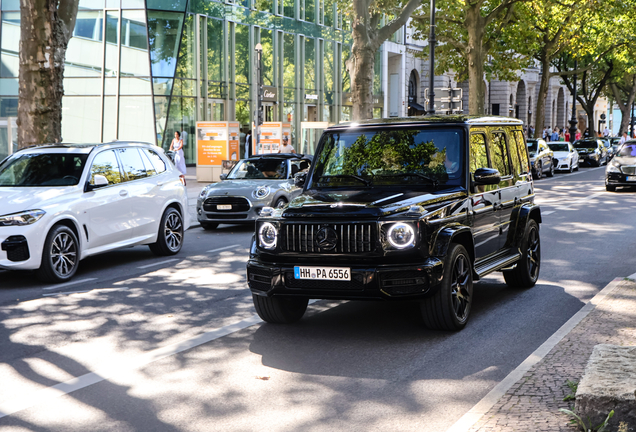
(227, 158, 288, 180)
(309, 127, 464, 188)
(0, 153, 88, 187)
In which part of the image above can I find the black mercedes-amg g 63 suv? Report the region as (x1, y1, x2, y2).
(246, 116, 541, 331)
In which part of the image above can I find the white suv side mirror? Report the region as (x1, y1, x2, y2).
(93, 175, 109, 187)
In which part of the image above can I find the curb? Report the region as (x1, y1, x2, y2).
(446, 277, 624, 432)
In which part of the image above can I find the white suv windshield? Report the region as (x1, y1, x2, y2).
(0, 153, 88, 186)
(310, 127, 464, 188)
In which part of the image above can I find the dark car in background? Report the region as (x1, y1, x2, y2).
(606, 141, 636, 191)
(599, 137, 614, 159)
(609, 137, 622, 159)
(527, 138, 554, 179)
(573, 139, 608, 167)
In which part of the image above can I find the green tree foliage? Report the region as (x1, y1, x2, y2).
(411, 0, 532, 115)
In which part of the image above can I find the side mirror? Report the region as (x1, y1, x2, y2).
(294, 172, 307, 188)
(219, 173, 227, 181)
(86, 174, 109, 191)
(474, 168, 501, 185)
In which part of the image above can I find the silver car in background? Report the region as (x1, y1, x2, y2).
(196, 154, 312, 230)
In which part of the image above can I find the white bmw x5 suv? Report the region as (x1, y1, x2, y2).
(0, 142, 189, 283)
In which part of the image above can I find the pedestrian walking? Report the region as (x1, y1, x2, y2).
(278, 135, 295, 153)
(575, 129, 581, 140)
(245, 130, 252, 158)
(529, 125, 535, 138)
(564, 129, 570, 142)
(603, 126, 610, 137)
(550, 128, 559, 141)
(619, 131, 628, 145)
(169, 131, 187, 175)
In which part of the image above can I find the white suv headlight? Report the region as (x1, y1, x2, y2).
(386, 223, 416, 249)
(0, 209, 46, 226)
(258, 222, 278, 249)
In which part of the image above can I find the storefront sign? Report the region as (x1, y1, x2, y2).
(341, 92, 383, 108)
(228, 122, 240, 161)
(197, 122, 228, 166)
(263, 87, 277, 102)
(257, 122, 282, 154)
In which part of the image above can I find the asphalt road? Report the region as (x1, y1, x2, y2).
(1, 166, 635, 431)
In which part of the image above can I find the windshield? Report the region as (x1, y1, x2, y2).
(548, 143, 569, 152)
(309, 127, 464, 188)
(0, 153, 88, 187)
(573, 140, 597, 149)
(227, 158, 288, 179)
(527, 140, 538, 155)
(618, 143, 636, 157)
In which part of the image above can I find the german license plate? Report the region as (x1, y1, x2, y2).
(294, 266, 351, 281)
(217, 204, 232, 210)
(579, 158, 584, 163)
(627, 176, 636, 182)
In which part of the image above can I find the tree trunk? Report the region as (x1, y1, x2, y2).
(18, 0, 79, 149)
(347, 42, 377, 120)
(611, 81, 636, 135)
(581, 103, 595, 136)
(466, 8, 485, 115)
(534, 54, 551, 133)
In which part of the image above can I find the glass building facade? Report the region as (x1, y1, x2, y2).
(0, 0, 384, 163)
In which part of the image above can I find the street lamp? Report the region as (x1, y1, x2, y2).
(631, 100, 635, 138)
(568, 60, 578, 144)
(254, 43, 263, 155)
(427, 0, 436, 115)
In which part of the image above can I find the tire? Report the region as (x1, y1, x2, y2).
(503, 219, 540, 288)
(36, 225, 80, 283)
(149, 207, 184, 256)
(274, 197, 287, 209)
(201, 222, 218, 231)
(606, 184, 616, 192)
(574, 162, 579, 171)
(546, 160, 554, 177)
(252, 294, 308, 324)
(421, 244, 473, 331)
(569, 161, 574, 173)
(533, 161, 542, 179)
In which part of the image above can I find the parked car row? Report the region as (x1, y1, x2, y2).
(528, 138, 614, 180)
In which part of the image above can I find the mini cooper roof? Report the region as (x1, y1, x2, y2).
(331, 115, 524, 130)
(247, 153, 313, 161)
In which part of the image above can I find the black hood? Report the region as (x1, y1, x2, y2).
(282, 187, 467, 218)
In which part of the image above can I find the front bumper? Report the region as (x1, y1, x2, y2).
(606, 172, 636, 187)
(577, 153, 599, 166)
(0, 224, 46, 270)
(196, 197, 267, 224)
(246, 258, 444, 300)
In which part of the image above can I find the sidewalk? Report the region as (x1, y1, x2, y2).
(454, 276, 636, 432)
(184, 166, 212, 228)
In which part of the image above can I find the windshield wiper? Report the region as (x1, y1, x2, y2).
(318, 174, 372, 186)
(376, 172, 439, 187)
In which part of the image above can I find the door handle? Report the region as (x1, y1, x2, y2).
(119, 190, 128, 197)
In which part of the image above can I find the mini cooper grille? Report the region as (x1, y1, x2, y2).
(621, 166, 636, 175)
(203, 197, 250, 212)
(282, 223, 375, 253)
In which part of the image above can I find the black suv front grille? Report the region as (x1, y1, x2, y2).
(281, 223, 375, 253)
(203, 197, 250, 212)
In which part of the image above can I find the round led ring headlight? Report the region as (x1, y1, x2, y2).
(259, 222, 278, 249)
(386, 223, 415, 249)
(253, 186, 271, 199)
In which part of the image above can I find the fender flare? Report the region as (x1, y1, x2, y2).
(506, 203, 541, 249)
(430, 224, 475, 265)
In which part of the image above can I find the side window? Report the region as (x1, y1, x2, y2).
(513, 130, 530, 173)
(89, 150, 122, 185)
(506, 130, 522, 176)
(470, 133, 489, 173)
(490, 132, 510, 176)
(116, 148, 149, 181)
(139, 149, 157, 177)
(144, 149, 167, 174)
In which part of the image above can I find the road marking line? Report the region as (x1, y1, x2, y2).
(43, 291, 91, 297)
(137, 258, 178, 269)
(541, 210, 555, 216)
(0, 313, 265, 419)
(446, 277, 624, 432)
(554, 190, 605, 211)
(42, 278, 98, 291)
(206, 244, 241, 253)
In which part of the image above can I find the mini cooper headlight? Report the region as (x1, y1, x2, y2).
(253, 186, 271, 199)
(258, 222, 278, 249)
(386, 223, 416, 249)
(0, 209, 46, 226)
(199, 187, 208, 199)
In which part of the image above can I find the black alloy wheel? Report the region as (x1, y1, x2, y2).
(503, 219, 541, 288)
(252, 294, 309, 323)
(36, 225, 79, 283)
(201, 222, 219, 230)
(149, 207, 184, 256)
(421, 243, 473, 331)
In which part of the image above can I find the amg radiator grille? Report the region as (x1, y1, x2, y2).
(282, 223, 375, 253)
